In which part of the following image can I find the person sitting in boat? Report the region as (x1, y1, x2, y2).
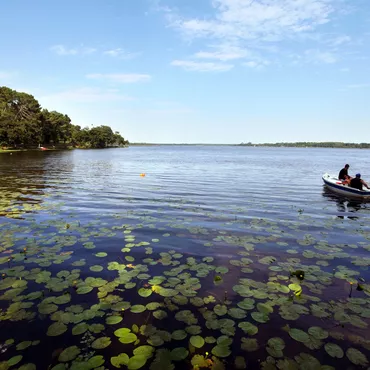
(339, 164, 351, 184)
(349, 173, 370, 190)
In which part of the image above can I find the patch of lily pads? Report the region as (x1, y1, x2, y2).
(1, 188, 370, 370)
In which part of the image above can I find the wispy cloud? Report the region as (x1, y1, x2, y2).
(162, 0, 351, 70)
(331, 35, 351, 46)
(50, 44, 97, 56)
(194, 44, 249, 61)
(103, 48, 141, 59)
(171, 60, 233, 72)
(40, 87, 134, 103)
(86, 74, 151, 83)
(304, 49, 337, 64)
(167, 0, 335, 42)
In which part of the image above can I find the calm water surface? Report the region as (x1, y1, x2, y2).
(1, 146, 370, 370)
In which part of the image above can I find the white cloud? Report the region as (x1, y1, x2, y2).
(103, 48, 140, 59)
(162, 0, 351, 69)
(168, 0, 335, 42)
(304, 49, 337, 64)
(331, 35, 351, 46)
(40, 87, 133, 104)
(194, 44, 249, 61)
(50, 44, 97, 56)
(86, 74, 151, 83)
(171, 60, 233, 72)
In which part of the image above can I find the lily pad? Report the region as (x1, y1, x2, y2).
(289, 328, 310, 343)
(59, 346, 81, 362)
(88, 356, 105, 368)
(127, 355, 147, 370)
(238, 322, 258, 335)
(7, 355, 22, 366)
(308, 326, 329, 340)
(190, 336, 205, 348)
(90, 265, 103, 272)
(214, 304, 227, 316)
(47, 322, 67, 336)
(131, 305, 146, 313)
(111, 354, 129, 368)
(106, 316, 123, 325)
(212, 345, 231, 358)
(171, 347, 189, 361)
(346, 348, 368, 366)
(324, 343, 344, 358)
(138, 288, 152, 298)
(16, 341, 32, 350)
(133, 346, 154, 358)
(172, 330, 187, 340)
(92, 337, 111, 349)
(119, 333, 137, 344)
(153, 310, 168, 320)
(72, 322, 89, 336)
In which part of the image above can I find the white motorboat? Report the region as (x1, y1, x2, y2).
(322, 173, 370, 199)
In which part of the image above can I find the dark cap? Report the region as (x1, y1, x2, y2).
(345, 164, 350, 168)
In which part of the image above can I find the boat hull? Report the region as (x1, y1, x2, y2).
(322, 173, 370, 199)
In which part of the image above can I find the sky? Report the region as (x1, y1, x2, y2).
(0, 0, 369, 144)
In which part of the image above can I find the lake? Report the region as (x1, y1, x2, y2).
(1, 146, 370, 370)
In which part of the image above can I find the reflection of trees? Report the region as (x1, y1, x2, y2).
(0, 153, 49, 219)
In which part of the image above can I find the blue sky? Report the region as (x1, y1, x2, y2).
(0, 0, 369, 144)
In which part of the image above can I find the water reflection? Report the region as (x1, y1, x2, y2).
(322, 186, 368, 219)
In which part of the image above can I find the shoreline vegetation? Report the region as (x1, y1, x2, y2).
(0, 86, 128, 151)
(130, 142, 370, 148)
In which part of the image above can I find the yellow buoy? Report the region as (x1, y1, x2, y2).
(140, 173, 146, 177)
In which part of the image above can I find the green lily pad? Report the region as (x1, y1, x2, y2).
(153, 310, 168, 320)
(119, 333, 137, 344)
(111, 354, 129, 368)
(133, 346, 154, 358)
(324, 343, 344, 358)
(238, 322, 258, 335)
(267, 338, 285, 351)
(47, 322, 67, 336)
(257, 303, 273, 314)
(212, 345, 231, 358)
(88, 356, 105, 368)
(289, 328, 310, 343)
(72, 322, 89, 336)
(16, 341, 32, 350)
(190, 336, 205, 348)
(90, 265, 103, 272)
(168, 329, 186, 342)
(92, 337, 111, 349)
(114, 328, 131, 337)
(51, 365, 66, 370)
(127, 355, 147, 370)
(59, 346, 81, 362)
(18, 364, 36, 370)
(95, 252, 107, 257)
(234, 356, 246, 369)
(308, 326, 329, 340)
(229, 308, 247, 319)
(241, 338, 259, 352)
(185, 325, 202, 335)
(106, 316, 123, 325)
(251, 312, 269, 323)
(7, 355, 22, 366)
(171, 348, 189, 361)
(76, 286, 93, 295)
(131, 305, 146, 313)
(138, 288, 152, 298)
(214, 304, 227, 316)
(346, 348, 368, 366)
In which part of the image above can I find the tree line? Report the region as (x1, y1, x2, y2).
(0, 86, 128, 149)
(238, 142, 370, 148)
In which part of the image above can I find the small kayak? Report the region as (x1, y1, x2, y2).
(322, 173, 370, 199)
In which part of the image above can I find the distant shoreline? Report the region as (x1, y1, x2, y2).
(130, 142, 370, 149)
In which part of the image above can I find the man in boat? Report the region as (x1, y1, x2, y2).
(349, 173, 370, 190)
(339, 164, 352, 184)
